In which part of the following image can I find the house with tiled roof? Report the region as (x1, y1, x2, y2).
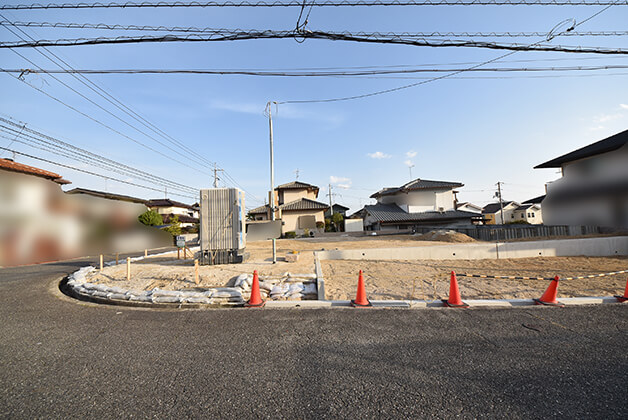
(0, 158, 78, 266)
(146, 198, 199, 227)
(352, 178, 481, 231)
(248, 180, 329, 235)
(481, 201, 520, 225)
(534, 128, 628, 228)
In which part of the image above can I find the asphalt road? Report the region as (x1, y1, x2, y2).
(1, 255, 627, 419)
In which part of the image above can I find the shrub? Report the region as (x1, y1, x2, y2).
(163, 215, 182, 236)
(316, 221, 325, 229)
(284, 231, 297, 238)
(138, 209, 163, 226)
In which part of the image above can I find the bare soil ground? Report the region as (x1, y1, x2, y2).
(321, 256, 628, 301)
(88, 234, 627, 301)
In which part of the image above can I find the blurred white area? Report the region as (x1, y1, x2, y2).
(0, 158, 171, 267)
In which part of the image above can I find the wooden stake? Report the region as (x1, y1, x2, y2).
(99, 254, 103, 272)
(144, 249, 148, 258)
(126, 257, 131, 282)
(177, 248, 180, 260)
(184, 246, 187, 260)
(116, 253, 119, 265)
(194, 259, 199, 285)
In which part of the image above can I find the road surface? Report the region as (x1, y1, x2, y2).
(1, 256, 627, 418)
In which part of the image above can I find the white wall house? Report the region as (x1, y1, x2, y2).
(535, 129, 628, 228)
(352, 178, 481, 231)
(512, 204, 543, 224)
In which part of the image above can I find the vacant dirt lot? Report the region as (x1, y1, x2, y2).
(89, 235, 627, 300)
(321, 256, 628, 300)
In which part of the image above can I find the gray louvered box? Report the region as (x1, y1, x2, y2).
(199, 188, 247, 265)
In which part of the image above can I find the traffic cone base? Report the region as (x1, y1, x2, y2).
(351, 270, 372, 308)
(442, 299, 469, 308)
(245, 270, 265, 308)
(443, 271, 468, 308)
(350, 299, 372, 307)
(533, 298, 564, 307)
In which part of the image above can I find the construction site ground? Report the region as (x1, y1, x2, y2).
(88, 234, 627, 301)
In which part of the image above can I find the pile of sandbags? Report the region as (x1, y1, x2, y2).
(234, 272, 318, 300)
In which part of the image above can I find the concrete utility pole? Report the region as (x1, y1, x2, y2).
(212, 163, 223, 188)
(409, 164, 415, 180)
(266, 101, 277, 264)
(496, 181, 505, 224)
(328, 183, 334, 216)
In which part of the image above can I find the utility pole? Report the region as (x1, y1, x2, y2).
(212, 163, 223, 188)
(496, 181, 505, 225)
(328, 184, 334, 216)
(409, 164, 415, 180)
(164, 187, 167, 199)
(266, 101, 277, 264)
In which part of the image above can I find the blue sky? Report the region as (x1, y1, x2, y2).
(1, 2, 627, 212)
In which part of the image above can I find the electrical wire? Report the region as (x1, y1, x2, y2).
(0, 144, 197, 200)
(1, 19, 218, 175)
(1, 0, 627, 9)
(3, 21, 627, 39)
(2, 32, 628, 56)
(5, 64, 628, 76)
(0, 116, 199, 193)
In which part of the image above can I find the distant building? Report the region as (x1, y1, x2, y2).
(248, 181, 329, 235)
(482, 201, 520, 225)
(535, 129, 628, 228)
(146, 198, 199, 227)
(324, 204, 350, 218)
(352, 178, 481, 231)
(513, 204, 543, 224)
(456, 202, 483, 214)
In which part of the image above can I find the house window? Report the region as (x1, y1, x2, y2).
(531, 212, 535, 217)
(521, 214, 524, 218)
(511, 214, 514, 219)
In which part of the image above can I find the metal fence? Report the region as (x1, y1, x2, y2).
(412, 225, 603, 241)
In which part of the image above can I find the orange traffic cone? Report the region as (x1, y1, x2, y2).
(615, 278, 628, 302)
(534, 276, 564, 307)
(350, 270, 372, 307)
(245, 270, 265, 307)
(443, 271, 468, 308)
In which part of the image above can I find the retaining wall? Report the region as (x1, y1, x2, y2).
(317, 236, 628, 261)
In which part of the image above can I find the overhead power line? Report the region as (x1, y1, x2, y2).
(0, 145, 196, 199)
(5, 64, 628, 76)
(0, 116, 198, 194)
(2, 32, 628, 55)
(1, 0, 627, 9)
(2, 21, 627, 38)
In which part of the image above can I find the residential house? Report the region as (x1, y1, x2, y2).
(512, 204, 543, 224)
(66, 187, 148, 224)
(146, 198, 199, 228)
(248, 181, 330, 235)
(482, 201, 520, 225)
(352, 178, 482, 231)
(535, 129, 628, 228)
(0, 158, 77, 266)
(324, 204, 350, 218)
(456, 202, 483, 214)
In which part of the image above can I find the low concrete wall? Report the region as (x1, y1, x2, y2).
(317, 236, 628, 261)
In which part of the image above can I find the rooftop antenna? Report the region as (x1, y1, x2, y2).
(294, 168, 300, 180)
(408, 164, 415, 179)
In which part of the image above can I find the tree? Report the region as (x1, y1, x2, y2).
(332, 213, 344, 232)
(138, 209, 163, 226)
(164, 215, 182, 236)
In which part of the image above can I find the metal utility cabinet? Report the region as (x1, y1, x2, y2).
(199, 188, 247, 265)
